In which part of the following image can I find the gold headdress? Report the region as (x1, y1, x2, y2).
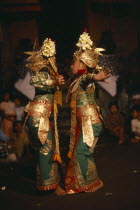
(74, 31, 105, 69)
(25, 51, 49, 72)
(25, 38, 57, 73)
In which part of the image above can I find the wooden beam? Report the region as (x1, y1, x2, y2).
(0, 4, 41, 12)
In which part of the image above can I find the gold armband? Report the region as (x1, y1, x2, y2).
(45, 79, 57, 86)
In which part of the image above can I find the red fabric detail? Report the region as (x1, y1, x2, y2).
(37, 179, 60, 191)
(77, 69, 86, 74)
(67, 179, 102, 194)
(65, 121, 103, 194)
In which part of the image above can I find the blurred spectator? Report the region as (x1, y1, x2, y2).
(12, 121, 30, 159)
(130, 105, 140, 143)
(118, 88, 129, 116)
(14, 97, 25, 121)
(130, 105, 140, 119)
(129, 93, 140, 110)
(106, 101, 125, 144)
(0, 128, 9, 159)
(0, 91, 16, 138)
(0, 128, 17, 162)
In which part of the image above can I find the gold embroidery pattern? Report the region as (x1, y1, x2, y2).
(68, 92, 101, 153)
(76, 104, 101, 147)
(28, 101, 52, 145)
(32, 117, 41, 127)
(66, 76, 84, 102)
(82, 115, 94, 147)
(36, 162, 59, 190)
(40, 145, 50, 155)
(89, 137, 98, 153)
(65, 156, 81, 192)
(31, 73, 56, 87)
(67, 73, 95, 97)
(53, 100, 60, 157)
(73, 152, 98, 188)
(38, 116, 50, 145)
(86, 159, 98, 185)
(67, 74, 102, 150)
(33, 95, 53, 103)
(28, 100, 61, 162)
(45, 79, 56, 86)
(69, 99, 77, 153)
(65, 154, 102, 194)
(73, 155, 86, 187)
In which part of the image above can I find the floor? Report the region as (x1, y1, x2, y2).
(0, 141, 140, 210)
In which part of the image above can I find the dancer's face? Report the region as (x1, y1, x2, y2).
(71, 60, 85, 74)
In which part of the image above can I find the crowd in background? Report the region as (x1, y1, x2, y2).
(0, 78, 140, 164)
(0, 34, 140, 164)
(0, 91, 32, 163)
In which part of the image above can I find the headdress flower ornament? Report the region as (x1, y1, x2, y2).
(76, 32, 93, 50)
(41, 38, 56, 57)
(74, 31, 105, 69)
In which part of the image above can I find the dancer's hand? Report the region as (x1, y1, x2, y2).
(56, 75, 65, 85)
(93, 68, 111, 83)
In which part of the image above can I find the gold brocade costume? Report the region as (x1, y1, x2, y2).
(65, 31, 105, 194)
(25, 71, 61, 190)
(65, 73, 103, 194)
(24, 38, 62, 191)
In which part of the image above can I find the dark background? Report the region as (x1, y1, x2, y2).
(0, 0, 140, 92)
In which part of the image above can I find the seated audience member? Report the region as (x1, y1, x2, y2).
(0, 91, 16, 138)
(0, 129, 9, 159)
(129, 94, 140, 110)
(130, 105, 140, 119)
(13, 121, 30, 159)
(14, 97, 25, 121)
(0, 128, 17, 162)
(106, 101, 125, 144)
(130, 105, 140, 143)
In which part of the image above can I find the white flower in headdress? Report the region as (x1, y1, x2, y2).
(41, 38, 56, 57)
(76, 32, 93, 50)
(94, 48, 105, 55)
(96, 65, 103, 70)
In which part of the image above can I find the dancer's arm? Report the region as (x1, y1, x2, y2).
(30, 72, 64, 87)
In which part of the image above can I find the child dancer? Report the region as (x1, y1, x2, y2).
(63, 31, 111, 194)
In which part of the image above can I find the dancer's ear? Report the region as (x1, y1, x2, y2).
(79, 61, 86, 69)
